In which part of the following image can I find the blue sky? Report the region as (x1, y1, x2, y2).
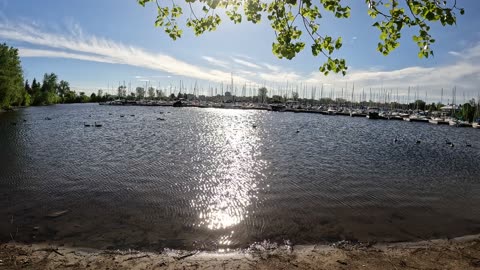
(0, 0, 479, 102)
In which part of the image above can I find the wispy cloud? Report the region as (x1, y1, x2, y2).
(259, 71, 302, 82)
(202, 56, 230, 69)
(263, 63, 281, 72)
(135, 75, 172, 80)
(448, 51, 461, 57)
(0, 21, 253, 84)
(19, 48, 115, 64)
(232, 57, 262, 69)
(303, 44, 480, 100)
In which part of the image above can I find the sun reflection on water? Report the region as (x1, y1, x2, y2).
(191, 109, 266, 247)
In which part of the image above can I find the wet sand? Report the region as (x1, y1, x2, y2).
(1, 234, 480, 269)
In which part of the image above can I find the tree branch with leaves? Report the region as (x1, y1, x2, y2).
(137, 0, 464, 75)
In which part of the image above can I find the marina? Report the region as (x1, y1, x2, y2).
(99, 99, 480, 129)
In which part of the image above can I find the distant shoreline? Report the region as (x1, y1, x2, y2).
(2, 234, 480, 269)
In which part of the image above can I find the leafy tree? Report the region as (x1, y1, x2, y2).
(127, 92, 136, 100)
(24, 80, 31, 94)
(319, 97, 333, 104)
(103, 93, 112, 101)
(35, 73, 60, 105)
(138, 0, 464, 75)
(0, 43, 25, 108)
(77, 92, 90, 103)
(64, 90, 77, 103)
(90, 93, 97, 102)
(408, 99, 426, 110)
(169, 93, 176, 100)
(57, 80, 70, 102)
(23, 80, 32, 106)
(258, 87, 268, 103)
(271, 95, 284, 103)
(292, 91, 299, 101)
(41, 73, 58, 93)
(148, 86, 156, 99)
(29, 78, 38, 96)
(117, 85, 127, 98)
(468, 98, 476, 107)
(156, 89, 164, 99)
(31, 78, 42, 105)
(460, 103, 475, 122)
(22, 91, 31, 106)
(136, 87, 146, 99)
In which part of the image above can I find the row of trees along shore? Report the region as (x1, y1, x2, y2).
(0, 43, 109, 110)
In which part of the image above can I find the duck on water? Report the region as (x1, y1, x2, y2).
(83, 122, 102, 127)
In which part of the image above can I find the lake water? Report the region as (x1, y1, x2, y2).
(1, 103, 479, 251)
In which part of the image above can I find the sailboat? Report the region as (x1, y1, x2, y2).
(429, 116, 448, 125)
(366, 107, 380, 119)
(446, 86, 461, 126)
(327, 106, 337, 115)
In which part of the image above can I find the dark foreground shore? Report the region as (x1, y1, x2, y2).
(1, 234, 480, 269)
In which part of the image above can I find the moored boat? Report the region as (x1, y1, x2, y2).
(172, 100, 186, 107)
(429, 117, 449, 125)
(270, 104, 286, 112)
(349, 109, 365, 117)
(327, 107, 337, 115)
(404, 113, 429, 123)
(366, 107, 379, 119)
(448, 118, 471, 127)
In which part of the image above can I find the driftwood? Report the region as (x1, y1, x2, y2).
(34, 248, 64, 256)
(175, 251, 199, 261)
(123, 254, 150, 262)
(46, 210, 69, 218)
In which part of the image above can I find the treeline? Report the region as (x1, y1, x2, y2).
(24, 73, 109, 105)
(0, 43, 103, 109)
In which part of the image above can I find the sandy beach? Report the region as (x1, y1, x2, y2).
(1, 234, 480, 269)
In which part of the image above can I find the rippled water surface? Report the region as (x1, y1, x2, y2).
(1, 104, 480, 250)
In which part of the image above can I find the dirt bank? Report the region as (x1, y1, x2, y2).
(1, 235, 480, 269)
